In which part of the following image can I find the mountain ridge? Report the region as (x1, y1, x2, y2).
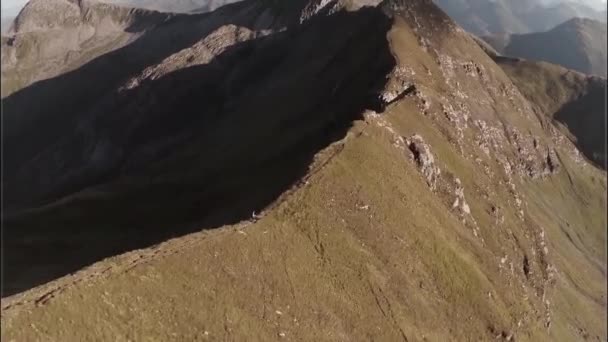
(493, 55, 607, 168)
(1, 0, 606, 341)
(1, 0, 176, 97)
(482, 17, 607, 77)
(434, 0, 607, 35)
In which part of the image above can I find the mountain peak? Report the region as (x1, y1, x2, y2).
(8, 0, 164, 35)
(553, 16, 606, 31)
(10, 0, 88, 33)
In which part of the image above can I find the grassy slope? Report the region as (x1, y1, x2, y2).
(523, 155, 607, 340)
(0, 116, 534, 341)
(3, 88, 604, 342)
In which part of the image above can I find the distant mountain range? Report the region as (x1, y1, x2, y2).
(4, 0, 604, 35)
(100, 0, 238, 13)
(482, 18, 607, 77)
(0, 0, 239, 33)
(434, 0, 606, 35)
(495, 55, 606, 167)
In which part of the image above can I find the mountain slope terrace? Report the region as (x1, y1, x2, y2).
(1, 0, 606, 341)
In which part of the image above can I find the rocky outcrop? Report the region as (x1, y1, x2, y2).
(405, 134, 440, 190)
(513, 131, 562, 179)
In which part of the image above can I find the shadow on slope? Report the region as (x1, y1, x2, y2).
(2, 0, 257, 187)
(493, 56, 607, 169)
(1, 6, 396, 297)
(554, 81, 607, 169)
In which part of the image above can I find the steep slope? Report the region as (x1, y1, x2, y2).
(1, 0, 606, 341)
(2, 0, 397, 295)
(0, 0, 172, 97)
(470, 33, 500, 58)
(483, 18, 607, 77)
(434, 0, 606, 35)
(494, 56, 607, 169)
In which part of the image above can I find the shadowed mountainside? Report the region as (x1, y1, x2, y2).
(1, 1, 397, 297)
(495, 56, 607, 169)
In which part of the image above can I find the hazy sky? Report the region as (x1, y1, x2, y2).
(2, 0, 28, 17)
(1, 0, 607, 17)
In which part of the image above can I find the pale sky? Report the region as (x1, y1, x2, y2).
(1, 0, 607, 17)
(2, 0, 29, 17)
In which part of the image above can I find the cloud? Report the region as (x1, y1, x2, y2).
(1, 0, 606, 19)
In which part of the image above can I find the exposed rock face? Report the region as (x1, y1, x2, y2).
(406, 134, 440, 190)
(10, 0, 85, 33)
(299, 0, 343, 22)
(378, 65, 418, 106)
(505, 126, 562, 179)
(452, 177, 470, 215)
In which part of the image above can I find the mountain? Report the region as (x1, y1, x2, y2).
(0, 0, 237, 36)
(482, 18, 607, 77)
(100, 0, 239, 13)
(495, 56, 607, 168)
(528, 1, 607, 32)
(1, 0, 173, 97)
(1, 0, 606, 341)
(0, 0, 246, 98)
(434, 0, 607, 35)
